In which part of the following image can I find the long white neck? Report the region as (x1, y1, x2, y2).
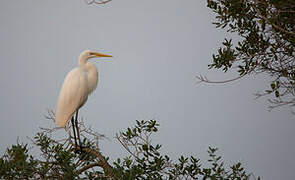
(86, 62, 99, 95)
(77, 54, 99, 95)
(78, 54, 88, 67)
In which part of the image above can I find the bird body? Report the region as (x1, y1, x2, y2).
(55, 67, 89, 127)
(55, 50, 112, 128)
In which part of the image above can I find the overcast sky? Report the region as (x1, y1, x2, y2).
(0, 0, 294, 179)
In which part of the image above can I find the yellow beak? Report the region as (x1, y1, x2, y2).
(90, 52, 113, 58)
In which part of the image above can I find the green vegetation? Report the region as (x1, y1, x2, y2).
(0, 120, 258, 179)
(198, 0, 295, 110)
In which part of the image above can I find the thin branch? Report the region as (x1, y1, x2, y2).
(252, 0, 295, 36)
(115, 133, 140, 160)
(76, 162, 101, 174)
(84, 0, 112, 5)
(44, 109, 56, 123)
(195, 74, 245, 84)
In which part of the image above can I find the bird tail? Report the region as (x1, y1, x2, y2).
(55, 111, 71, 128)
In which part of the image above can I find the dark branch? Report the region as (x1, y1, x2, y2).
(75, 146, 116, 179)
(76, 162, 101, 174)
(84, 0, 112, 5)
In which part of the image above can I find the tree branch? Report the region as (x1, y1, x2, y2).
(75, 146, 116, 179)
(76, 162, 101, 174)
(252, 0, 295, 36)
(195, 74, 245, 84)
(84, 0, 112, 5)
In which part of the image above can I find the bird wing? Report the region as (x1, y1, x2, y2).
(55, 68, 88, 128)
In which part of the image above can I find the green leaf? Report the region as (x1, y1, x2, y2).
(275, 90, 280, 97)
(271, 83, 275, 90)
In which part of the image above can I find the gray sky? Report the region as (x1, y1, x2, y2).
(0, 0, 294, 179)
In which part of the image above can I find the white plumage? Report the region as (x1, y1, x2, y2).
(55, 50, 112, 128)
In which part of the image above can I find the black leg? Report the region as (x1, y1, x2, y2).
(75, 109, 82, 151)
(71, 116, 78, 148)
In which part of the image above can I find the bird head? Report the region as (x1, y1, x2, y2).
(80, 50, 113, 61)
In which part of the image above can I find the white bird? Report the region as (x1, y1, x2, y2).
(55, 50, 112, 147)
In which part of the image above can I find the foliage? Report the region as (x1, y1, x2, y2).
(114, 120, 258, 179)
(201, 0, 295, 110)
(0, 120, 259, 179)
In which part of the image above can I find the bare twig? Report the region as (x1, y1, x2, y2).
(115, 133, 140, 160)
(44, 109, 56, 123)
(84, 0, 112, 5)
(195, 74, 245, 84)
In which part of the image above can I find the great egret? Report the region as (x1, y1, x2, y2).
(55, 50, 112, 148)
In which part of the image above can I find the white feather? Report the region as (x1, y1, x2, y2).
(55, 50, 111, 128)
(55, 68, 88, 127)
